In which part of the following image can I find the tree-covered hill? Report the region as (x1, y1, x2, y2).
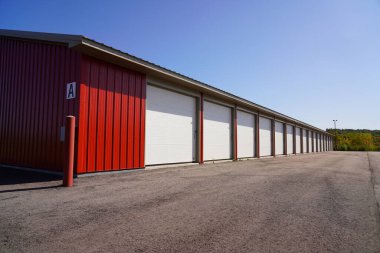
(326, 129, 380, 151)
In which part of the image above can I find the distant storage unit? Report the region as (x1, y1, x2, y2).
(0, 29, 334, 174)
(295, 128, 301, 154)
(302, 129, 307, 153)
(274, 121, 284, 156)
(286, 125, 294, 154)
(204, 101, 232, 161)
(259, 116, 272, 157)
(237, 110, 255, 158)
(308, 131, 312, 153)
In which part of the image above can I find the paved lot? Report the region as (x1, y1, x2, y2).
(1, 152, 380, 253)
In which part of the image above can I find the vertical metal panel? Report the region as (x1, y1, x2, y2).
(0, 37, 79, 171)
(113, 69, 122, 170)
(76, 55, 146, 173)
(119, 71, 128, 169)
(127, 72, 135, 169)
(133, 74, 142, 168)
(87, 61, 99, 172)
(140, 80, 146, 167)
(77, 59, 90, 172)
(96, 62, 107, 171)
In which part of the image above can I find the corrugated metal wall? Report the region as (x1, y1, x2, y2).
(0, 37, 80, 171)
(76, 55, 146, 173)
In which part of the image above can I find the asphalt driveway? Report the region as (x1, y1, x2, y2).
(1, 152, 380, 252)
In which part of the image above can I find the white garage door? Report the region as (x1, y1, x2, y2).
(237, 110, 255, 158)
(308, 131, 312, 153)
(316, 133, 319, 152)
(327, 136, 329, 151)
(204, 101, 232, 160)
(313, 132, 316, 152)
(295, 127, 301, 154)
(286, 125, 294, 154)
(302, 129, 307, 153)
(327, 137, 330, 151)
(275, 121, 284, 155)
(259, 117, 272, 156)
(328, 137, 331, 151)
(323, 135, 326, 151)
(146, 85, 196, 165)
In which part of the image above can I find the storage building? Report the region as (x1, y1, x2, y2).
(0, 29, 334, 174)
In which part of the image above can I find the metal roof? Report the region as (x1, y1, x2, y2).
(0, 28, 332, 135)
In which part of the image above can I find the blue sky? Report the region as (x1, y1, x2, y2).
(1, 0, 379, 130)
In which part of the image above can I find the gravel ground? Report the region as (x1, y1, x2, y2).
(1, 152, 380, 253)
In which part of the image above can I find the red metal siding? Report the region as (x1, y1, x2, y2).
(0, 37, 80, 171)
(76, 55, 146, 173)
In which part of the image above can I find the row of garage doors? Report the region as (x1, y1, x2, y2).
(145, 85, 332, 165)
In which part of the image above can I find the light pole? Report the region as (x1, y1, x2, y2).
(333, 120, 338, 150)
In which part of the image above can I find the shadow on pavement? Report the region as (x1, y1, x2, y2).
(0, 185, 60, 194)
(0, 166, 61, 186)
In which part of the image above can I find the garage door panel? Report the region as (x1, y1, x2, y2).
(302, 129, 307, 153)
(275, 121, 284, 155)
(308, 131, 312, 152)
(286, 125, 293, 154)
(259, 117, 272, 157)
(204, 101, 232, 160)
(295, 127, 301, 154)
(146, 85, 196, 165)
(237, 111, 255, 158)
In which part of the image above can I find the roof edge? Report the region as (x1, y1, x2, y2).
(0, 28, 83, 47)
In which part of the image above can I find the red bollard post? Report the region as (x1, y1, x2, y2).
(63, 116, 75, 187)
